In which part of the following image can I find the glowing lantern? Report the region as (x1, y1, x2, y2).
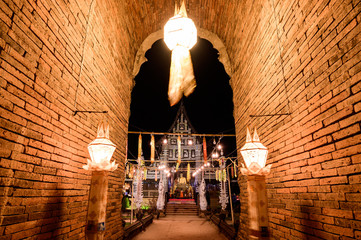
(164, 1, 197, 106)
(83, 122, 118, 171)
(164, 7, 197, 50)
(240, 128, 271, 175)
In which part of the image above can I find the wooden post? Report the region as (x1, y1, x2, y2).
(227, 167, 234, 225)
(86, 171, 108, 240)
(247, 175, 269, 240)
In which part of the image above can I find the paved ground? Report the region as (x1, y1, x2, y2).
(133, 215, 228, 240)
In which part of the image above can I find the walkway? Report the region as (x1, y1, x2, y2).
(133, 215, 228, 240)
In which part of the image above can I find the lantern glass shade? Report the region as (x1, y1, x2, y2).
(240, 128, 268, 173)
(86, 122, 117, 169)
(88, 139, 116, 165)
(240, 144, 268, 169)
(164, 15, 197, 50)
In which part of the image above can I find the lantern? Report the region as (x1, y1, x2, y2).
(83, 122, 118, 171)
(164, 10, 197, 50)
(240, 128, 271, 175)
(164, 1, 197, 106)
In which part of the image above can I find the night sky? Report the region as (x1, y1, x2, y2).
(127, 38, 236, 162)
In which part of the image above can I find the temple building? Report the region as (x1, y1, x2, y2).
(159, 103, 204, 197)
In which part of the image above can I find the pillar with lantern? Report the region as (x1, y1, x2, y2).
(83, 122, 118, 240)
(240, 128, 272, 239)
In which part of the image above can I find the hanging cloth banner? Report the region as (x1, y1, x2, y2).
(176, 162, 180, 171)
(231, 165, 234, 178)
(223, 169, 226, 182)
(187, 163, 191, 182)
(177, 135, 181, 164)
(215, 170, 219, 181)
(203, 136, 207, 164)
(144, 168, 147, 180)
(150, 134, 155, 164)
(155, 170, 158, 181)
(138, 134, 142, 160)
(234, 161, 237, 177)
(129, 165, 134, 179)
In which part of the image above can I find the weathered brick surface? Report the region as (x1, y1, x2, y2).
(0, 0, 133, 238)
(224, 0, 361, 239)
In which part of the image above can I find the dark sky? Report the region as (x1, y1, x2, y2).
(127, 38, 236, 161)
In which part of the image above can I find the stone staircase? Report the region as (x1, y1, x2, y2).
(166, 199, 198, 215)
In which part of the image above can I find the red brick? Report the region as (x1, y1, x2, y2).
(310, 144, 336, 157)
(332, 145, 361, 159)
(321, 158, 351, 169)
(12, 227, 41, 240)
(320, 176, 348, 185)
(4, 220, 38, 234)
(352, 154, 361, 164)
(308, 154, 333, 165)
(1, 214, 28, 225)
(312, 169, 337, 178)
(323, 224, 354, 237)
(323, 208, 353, 219)
(339, 112, 361, 129)
(335, 135, 361, 150)
(349, 175, 361, 184)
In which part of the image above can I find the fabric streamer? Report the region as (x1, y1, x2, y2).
(143, 168, 147, 180)
(138, 134, 142, 160)
(215, 170, 218, 181)
(150, 134, 155, 164)
(129, 166, 133, 179)
(155, 170, 158, 181)
(187, 163, 190, 182)
(231, 165, 234, 178)
(203, 136, 207, 164)
(177, 135, 181, 164)
(168, 45, 196, 106)
(234, 161, 237, 177)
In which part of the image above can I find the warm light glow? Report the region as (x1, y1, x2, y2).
(163, 138, 168, 144)
(188, 139, 193, 145)
(164, 15, 197, 51)
(83, 122, 118, 171)
(217, 145, 222, 150)
(240, 128, 269, 175)
(164, 2, 197, 106)
(212, 152, 219, 158)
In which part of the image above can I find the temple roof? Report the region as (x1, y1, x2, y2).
(167, 101, 197, 134)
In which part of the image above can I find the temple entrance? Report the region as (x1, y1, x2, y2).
(124, 36, 238, 239)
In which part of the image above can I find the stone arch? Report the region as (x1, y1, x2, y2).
(132, 28, 232, 78)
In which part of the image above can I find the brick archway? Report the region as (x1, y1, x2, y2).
(132, 28, 232, 78)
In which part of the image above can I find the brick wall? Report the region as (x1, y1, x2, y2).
(0, 0, 133, 239)
(223, 0, 361, 239)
